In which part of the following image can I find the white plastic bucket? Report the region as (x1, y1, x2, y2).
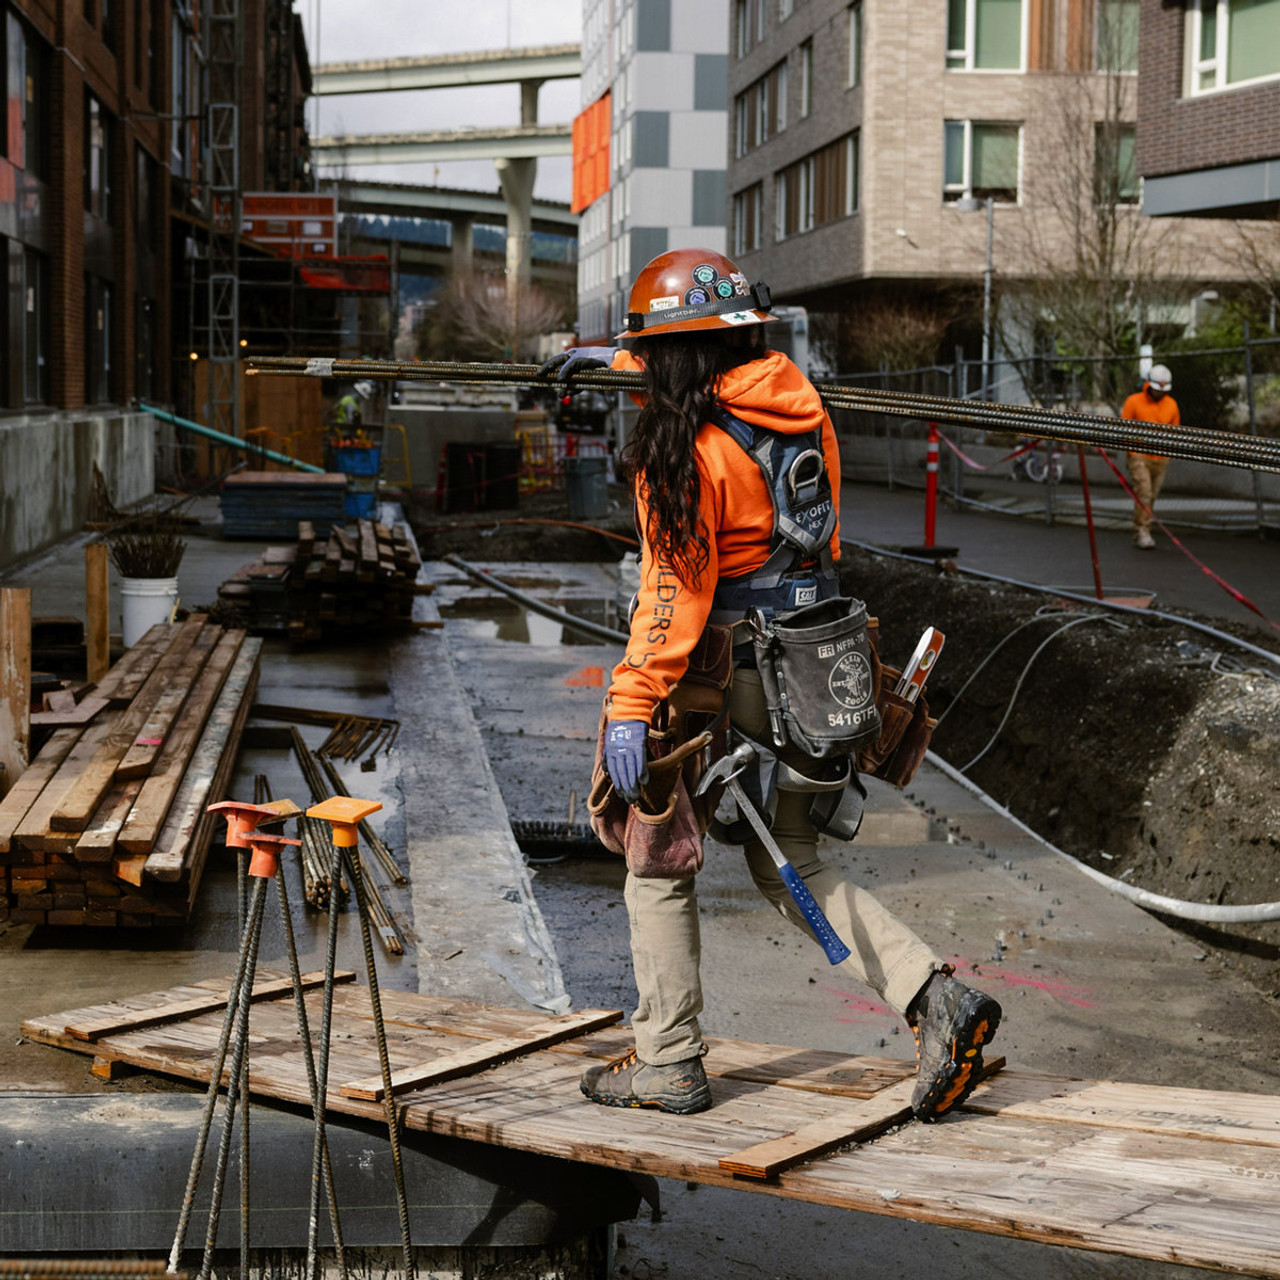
(121, 576, 179, 648)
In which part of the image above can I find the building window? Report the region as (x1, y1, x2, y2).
(1095, 123, 1138, 204)
(775, 132, 858, 240)
(734, 60, 788, 157)
(735, 0, 767, 57)
(947, 0, 1023, 70)
(6, 14, 49, 181)
(733, 182, 763, 253)
(1189, 0, 1280, 94)
(779, 0, 794, 17)
(84, 93, 112, 222)
(799, 39, 814, 116)
(85, 275, 113, 405)
(23, 248, 50, 405)
(943, 120, 1021, 202)
(1095, 0, 1138, 71)
(848, 1, 863, 85)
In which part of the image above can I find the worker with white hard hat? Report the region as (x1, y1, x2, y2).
(1121, 364, 1180, 549)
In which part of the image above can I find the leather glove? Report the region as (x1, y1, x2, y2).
(605, 719, 649, 805)
(538, 346, 618, 380)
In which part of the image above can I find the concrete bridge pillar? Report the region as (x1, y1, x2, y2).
(451, 214, 474, 274)
(494, 78, 544, 355)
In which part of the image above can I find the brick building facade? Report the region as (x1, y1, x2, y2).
(4, 0, 310, 417)
(1136, 0, 1280, 217)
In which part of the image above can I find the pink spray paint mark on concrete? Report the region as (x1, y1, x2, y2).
(818, 986, 895, 1025)
(947, 956, 1096, 1008)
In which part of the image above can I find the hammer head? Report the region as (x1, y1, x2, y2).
(694, 738, 757, 798)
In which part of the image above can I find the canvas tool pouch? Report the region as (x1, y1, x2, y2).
(586, 624, 734, 877)
(854, 625, 937, 788)
(749, 596, 881, 759)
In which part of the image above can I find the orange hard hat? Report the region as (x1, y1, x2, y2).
(616, 248, 775, 340)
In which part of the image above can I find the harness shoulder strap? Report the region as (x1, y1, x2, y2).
(711, 406, 838, 591)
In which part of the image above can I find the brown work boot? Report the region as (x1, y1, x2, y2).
(907, 970, 1001, 1122)
(580, 1046, 712, 1114)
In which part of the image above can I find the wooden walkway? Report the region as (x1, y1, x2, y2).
(23, 977, 1280, 1277)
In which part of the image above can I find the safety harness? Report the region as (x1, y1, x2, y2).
(708, 406, 840, 623)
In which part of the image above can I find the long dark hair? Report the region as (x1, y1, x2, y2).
(622, 327, 765, 588)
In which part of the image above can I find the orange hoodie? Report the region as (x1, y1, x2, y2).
(607, 348, 841, 723)
(1121, 385, 1180, 461)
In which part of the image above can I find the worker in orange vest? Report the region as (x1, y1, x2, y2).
(1120, 365, 1179, 549)
(544, 249, 1001, 1123)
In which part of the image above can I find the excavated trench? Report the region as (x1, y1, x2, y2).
(410, 494, 1280, 999)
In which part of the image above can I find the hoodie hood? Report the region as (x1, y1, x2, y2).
(715, 350, 827, 436)
(612, 347, 826, 435)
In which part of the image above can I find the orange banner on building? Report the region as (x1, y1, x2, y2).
(571, 92, 611, 215)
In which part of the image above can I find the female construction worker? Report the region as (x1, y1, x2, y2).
(543, 249, 1000, 1121)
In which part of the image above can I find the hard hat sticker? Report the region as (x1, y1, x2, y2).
(721, 310, 759, 325)
(714, 279, 736, 299)
(691, 263, 718, 286)
(649, 294, 681, 311)
(685, 286, 712, 306)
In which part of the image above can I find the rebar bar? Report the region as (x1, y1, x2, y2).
(247, 355, 1280, 476)
(314, 754, 406, 886)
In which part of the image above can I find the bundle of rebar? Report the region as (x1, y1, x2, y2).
(247, 355, 1280, 477)
(288, 727, 404, 954)
(290, 728, 348, 910)
(253, 704, 399, 766)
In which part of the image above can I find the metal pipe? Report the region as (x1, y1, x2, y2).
(139, 402, 326, 474)
(245, 357, 1280, 475)
(443, 554, 630, 644)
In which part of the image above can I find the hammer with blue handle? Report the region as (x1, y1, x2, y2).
(697, 738, 851, 965)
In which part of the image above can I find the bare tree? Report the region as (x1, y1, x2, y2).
(1221, 215, 1280, 323)
(415, 269, 569, 363)
(833, 295, 960, 373)
(1002, 8, 1191, 409)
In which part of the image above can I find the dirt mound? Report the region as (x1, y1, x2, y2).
(840, 546, 1280, 995)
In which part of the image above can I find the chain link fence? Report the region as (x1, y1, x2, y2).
(830, 338, 1280, 534)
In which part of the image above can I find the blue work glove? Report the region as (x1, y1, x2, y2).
(605, 719, 649, 805)
(538, 346, 618, 380)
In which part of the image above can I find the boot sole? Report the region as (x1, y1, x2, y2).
(913, 994, 1002, 1123)
(580, 1080, 713, 1116)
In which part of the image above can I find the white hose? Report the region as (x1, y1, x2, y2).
(926, 749, 1280, 923)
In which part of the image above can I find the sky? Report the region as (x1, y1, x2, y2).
(296, 0, 583, 202)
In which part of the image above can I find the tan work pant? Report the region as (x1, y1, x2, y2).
(1127, 454, 1169, 533)
(626, 668, 942, 1065)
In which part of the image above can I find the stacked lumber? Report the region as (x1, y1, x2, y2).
(0, 618, 261, 927)
(219, 471, 348, 540)
(217, 519, 422, 644)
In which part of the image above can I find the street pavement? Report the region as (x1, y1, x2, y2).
(839, 479, 1280, 639)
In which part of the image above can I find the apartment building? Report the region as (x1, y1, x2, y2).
(574, 0, 731, 343)
(1136, 0, 1280, 217)
(724, 0, 1246, 356)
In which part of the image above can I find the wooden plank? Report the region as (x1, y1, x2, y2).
(0, 587, 32, 801)
(30, 696, 111, 728)
(49, 616, 210, 830)
(115, 631, 243, 853)
(0, 728, 82, 854)
(111, 850, 149, 887)
(114, 624, 226, 781)
(718, 1078, 918, 1178)
(143, 639, 262, 883)
(94, 624, 174, 705)
(338, 1009, 625, 1101)
(71, 780, 144, 862)
(85, 543, 110, 684)
(65, 969, 356, 1041)
(967, 1071, 1280, 1147)
(13, 713, 123, 851)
